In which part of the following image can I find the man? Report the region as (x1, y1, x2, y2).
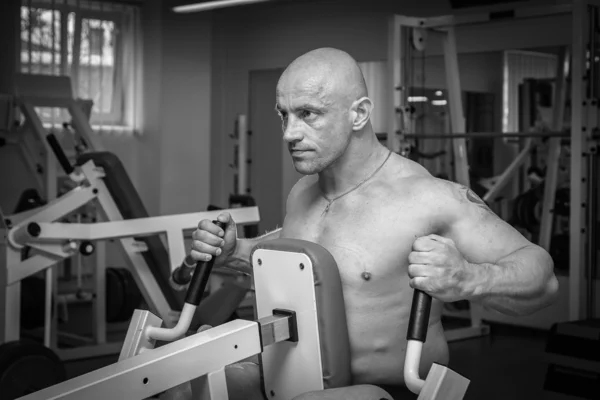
(190, 48, 559, 399)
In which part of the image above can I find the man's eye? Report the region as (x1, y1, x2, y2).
(299, 110, 316, 120)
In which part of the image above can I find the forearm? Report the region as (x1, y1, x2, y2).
(465, 244, 559, 316)
(222, 228, 282, 275)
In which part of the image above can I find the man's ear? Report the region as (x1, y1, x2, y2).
(350, 96, 374, 131)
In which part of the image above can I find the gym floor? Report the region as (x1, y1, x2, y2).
(61, 317, 552, 400)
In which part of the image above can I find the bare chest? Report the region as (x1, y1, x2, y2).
(281, 193, 437, 286)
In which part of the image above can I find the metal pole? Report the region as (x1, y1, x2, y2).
(387, 16, 403, 154)
(569, 0, 587, 321)
(401, 131, 570, 139)
(442, 27, 470, 187)
(538, 47, 569, 251)
(587, 148, 597, 318)
(236, 114, 248, 195)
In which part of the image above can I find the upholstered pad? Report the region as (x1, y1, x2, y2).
(251, 238, 352, 389)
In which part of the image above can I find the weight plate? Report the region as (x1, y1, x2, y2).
(0, 340, 66, 400)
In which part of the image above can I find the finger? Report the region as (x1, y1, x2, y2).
(197, 324, 212, 333)
(408, 251, 431, 265)
(192, 229, 225, 247)
(427, 234, 454, 246)
(407, 263, 430, 279)
(190, 249, 212, 262)
(198, 219, 225, 238)
(412, 236, 441, 252)
(217, 212, 237, 237)
(191, 240, 222, 256)
(409, 276, 431, 293)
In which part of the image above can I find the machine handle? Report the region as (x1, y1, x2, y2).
(46, 133, 74, 175)
(172, 255, 195, 286)
(184, 220, 226, 306)
(406, 289, 432, 342)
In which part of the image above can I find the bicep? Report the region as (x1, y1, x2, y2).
(441, 184, 531, 264)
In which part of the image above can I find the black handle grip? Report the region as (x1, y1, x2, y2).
(172, 255, 195, 286)
(46, 133, 74, 175)
(406, 289, 432, 342)
(185, 220, 227, 306)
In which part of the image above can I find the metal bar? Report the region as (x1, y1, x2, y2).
(93, 239, 107, 345)
(397, 131, 571, 140)
(538, 47, 570, 252)
(68, 95, 105, 151)
(482, 138, 534, 203)
(442, 27, 469, 186)
(236, 114, 248, 194)
(7, 186, 97, 247)
(0, 230, 23, 343)
(44, 268, 53, 348)
(387, 15, 403, 153)
(18, 320, 261, 400)
(26, 207, 260, 242)
(416, 3, 572, 29)
(587, 149, 597, 318)
(570, 0, 587, 321)
(8, 254, 62, 286)
(259, 313, 292, 347)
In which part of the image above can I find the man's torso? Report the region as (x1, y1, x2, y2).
(280, 155, 450, 386)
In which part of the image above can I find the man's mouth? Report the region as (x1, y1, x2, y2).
(290, 149, 311, 155)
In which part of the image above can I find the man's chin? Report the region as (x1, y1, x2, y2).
(292, 160, 318, 175)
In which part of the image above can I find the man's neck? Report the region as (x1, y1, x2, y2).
(318, 135, 390, 199)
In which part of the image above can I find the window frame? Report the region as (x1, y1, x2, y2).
(19, 1, 127, 128)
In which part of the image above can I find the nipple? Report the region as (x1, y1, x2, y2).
(361, 271, 372, 281)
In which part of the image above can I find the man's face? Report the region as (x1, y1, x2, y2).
(275, 69, 352, 175)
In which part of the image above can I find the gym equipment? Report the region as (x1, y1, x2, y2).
(1, 74, 261, 362)
(2, 153, 259, 363)
(387, 0, 600, 333)
(20, 276, 51, 330)
(405, 290, 470, 399)
(105, 267, 143, 323)
(0, 340, 66, 399)
(1, 156, 259, 360)
(543, 319, 600, 399)
(14, 239, 470, 400)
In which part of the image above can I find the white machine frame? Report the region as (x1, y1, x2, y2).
(15, 244, 468, 400)
(16, 245, 327, 400)
(386, 0, 600, 336)
(0, 157, 259, 361)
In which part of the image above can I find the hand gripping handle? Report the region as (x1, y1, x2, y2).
(184, 220, 226, 306)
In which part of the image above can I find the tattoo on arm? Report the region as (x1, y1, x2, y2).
(458, 184, 494, 214)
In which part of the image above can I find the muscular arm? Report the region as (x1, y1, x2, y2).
(437, 181, 559, 316)
(224, 228, 282, 274)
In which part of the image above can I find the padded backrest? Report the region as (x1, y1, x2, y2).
(251, 239, 352, 389)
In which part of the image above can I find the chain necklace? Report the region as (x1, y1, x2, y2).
(320, 150, 393, 282)
(321, 150, 392, 216)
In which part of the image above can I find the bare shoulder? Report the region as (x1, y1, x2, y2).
(382, 155, 495, 218)
(405, 174, 491, 213)
(285, 175, 318, 208)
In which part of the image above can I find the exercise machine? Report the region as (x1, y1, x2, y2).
(1, 74, 260, 362)
(1, 151, 259, 358)
(11, 237, 469, 400)
(386, 0, 600, 336)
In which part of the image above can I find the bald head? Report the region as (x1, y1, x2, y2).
(277, 47, 368, 110)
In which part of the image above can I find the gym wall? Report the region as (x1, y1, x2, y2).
(0, 0, 212, 219)
(207, 0, 572, 228)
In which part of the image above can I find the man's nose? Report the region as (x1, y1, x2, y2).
(282, 115, 303, 143)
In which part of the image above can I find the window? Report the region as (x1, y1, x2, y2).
(19, 0, 141, 134)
